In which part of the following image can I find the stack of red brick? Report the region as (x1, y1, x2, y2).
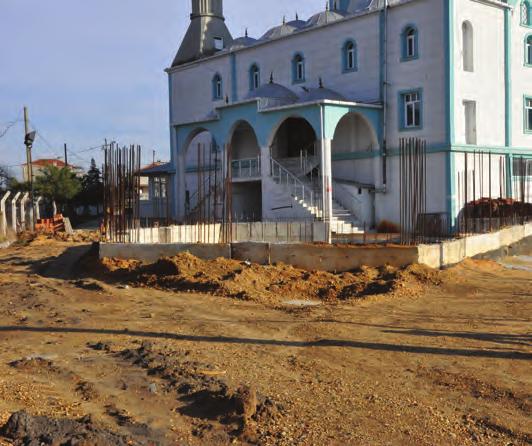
(35, 214, 66, 234)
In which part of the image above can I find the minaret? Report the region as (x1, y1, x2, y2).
(172, 0, 233, 67)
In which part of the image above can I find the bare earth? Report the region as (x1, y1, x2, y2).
(0, 236, 530, 445)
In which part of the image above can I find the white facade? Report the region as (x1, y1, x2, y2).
(166, 0, 532, 231)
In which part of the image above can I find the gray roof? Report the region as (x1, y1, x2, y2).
(260, 22, 299, 40)
(139, 162, 175, 176)
(298, 86, 346, 102)
(304, 10, 345, 28)
(245, 82, 298, 102)
(229, 35, 257, 50)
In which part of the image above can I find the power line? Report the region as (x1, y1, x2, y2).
(0, 119, 22, 139)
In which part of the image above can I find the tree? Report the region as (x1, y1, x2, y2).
(79, 158, 104, 215)
(34, 165, 81, 215)
(0, 166, 11, 192)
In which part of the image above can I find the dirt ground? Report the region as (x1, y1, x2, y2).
(0, 235, 530, 445)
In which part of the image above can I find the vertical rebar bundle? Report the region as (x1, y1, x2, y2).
(103, 142, 141, 242)
(399, 138, 427, 245)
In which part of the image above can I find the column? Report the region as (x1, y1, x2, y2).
(11, 192, 21, 233)
(1, 191, 11, 238)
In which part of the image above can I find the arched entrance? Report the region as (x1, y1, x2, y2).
(228, 121, 262, 221)
(331, 112, 379, 227)
(183, 129, 220, 222)
(270, 117, 317, 160)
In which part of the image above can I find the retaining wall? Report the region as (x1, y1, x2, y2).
(100, 223, 532, 271)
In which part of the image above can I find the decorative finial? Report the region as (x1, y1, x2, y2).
(225, 95, 229, 104)
(296, 12, 299, 20)
(245, 28, 248, 37)
(282, 15, 286, 25)
(326, 2, 329, 11)
(270, 72, 274, 83)
(319, 77, 324, 88)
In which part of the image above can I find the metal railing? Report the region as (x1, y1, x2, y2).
(270, 157, 321, 216)
(231, 157, 261, 179)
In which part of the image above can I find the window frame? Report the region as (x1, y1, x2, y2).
(521, 0, 531, 27)
(401, 24, 419, 62)
(526, 34, 532, 66)
(212, 73, 223, 101)
(213, 37, 224, 51)
(462, 20, 475, 72)
(342, 39, 358, 73)
(525, 95, 532, 134)
(292, 52, 306, 84)
(399, 88, 423, 131)
(249, 64, 260, 91)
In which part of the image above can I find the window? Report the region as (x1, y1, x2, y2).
(401, 25, 418, 60)
(249, 64, 260, 91)
(526, 35, 532, 65)
(525, 97, 532, 132)
(212, 74, 222, 100)
(214, 37, 224, 51)
(400, 90, 422, 130)
(522, 1, 531, 26)
(463, 100, 477, 145)
(343, 40, 357, 72)
(292, 53, 305, 83)
(462, 21, 474, 72)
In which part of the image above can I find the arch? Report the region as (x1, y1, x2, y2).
(227, 120, 261, 161)
(212, 73, 223, 100)
(331, 112, 378, 156)
(249, 63, 260, 91)
(521, 0, 531, 26)
(269, 116, 317, 159)
(401, 24, 419, 60)
(342, 39, 358, 72)
(462, 21, 474, 72)
(291, 52, 306, 84)
(526, 34, 532, 65)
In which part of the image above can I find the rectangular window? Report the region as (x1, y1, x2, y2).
(296, 61, 304, 81)
(401, 91, 422, 129)
(407, 35, 415, 58)
(463, 100, 477, 145)
(527, 37, 532, 65)
(214, 37, 224, 51)
(526, 97, 532, 132)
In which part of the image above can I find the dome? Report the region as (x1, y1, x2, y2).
(286, 18, 306, 29)
(298, 86, 346, 102)
(304, 10, 345, 28)
(246, 82, 298, 103)
(260, 22, 299, 40)
(229, 35, 257, 50)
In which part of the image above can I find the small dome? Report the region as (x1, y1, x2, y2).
(229, 35, 257, 50)
(246, 82, 298, 103)
(286, 18, 306, 29)
(260, 22, 299, 40)
(304, 10, 345, 28)
(298, 86, 346, 102)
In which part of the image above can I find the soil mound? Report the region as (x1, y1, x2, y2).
(97, 252, 441, 303)
(0, 411, 138, 446)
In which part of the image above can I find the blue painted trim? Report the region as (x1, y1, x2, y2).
(397, 88, 423, 132)
(341, 39, 358, 73)
(524, 94, 532, 133)
(505, 10, 512, 147)
(291, 52, 306, 84)
(400, 23, 419, 62)
(212, 72, 223, 101)
(525, 33, 532, 66)
(230, 54, 238, 102)
(248, 63, 260, 91)
(520, 0, 532, 27)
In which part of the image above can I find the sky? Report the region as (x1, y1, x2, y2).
(0, 0, 324, 178)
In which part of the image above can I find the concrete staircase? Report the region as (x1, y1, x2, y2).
(271, 156, 363, 234)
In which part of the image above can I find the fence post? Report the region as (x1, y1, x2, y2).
(1, 191, 11, 238)
(20, 193, 29, 231)
(11, 192, 21, 233)
(35, 196, 42, 220)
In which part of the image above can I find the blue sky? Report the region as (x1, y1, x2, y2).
(0, 0, 324, 177)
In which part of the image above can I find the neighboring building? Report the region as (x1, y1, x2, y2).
(138, 162, 174, 221)
(167, 0, 532, 230)
(21, 159, 83, 182)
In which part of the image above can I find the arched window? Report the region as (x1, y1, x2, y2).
(249, 64, 260, 91)
(462, 21, 474, 72)
(521, 1, 531, 26)
(292, 53, 305, 83)
(401, 25, 419, 60)
(342, 40, 357, 72)
(526, 35, 532, 66)
(212, 73, 222, 100)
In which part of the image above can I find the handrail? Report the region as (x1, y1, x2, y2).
(270, 157, 320, 213)
(231, 156, 261, 179)
(332, 180, 363, 220)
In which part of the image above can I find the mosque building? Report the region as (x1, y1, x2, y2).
(166, 0, 532, 232)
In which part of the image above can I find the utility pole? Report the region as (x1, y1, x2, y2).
(23, 106, 36, 230)
(64, 143, 68, 167)
(153, 150, 155, 165)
